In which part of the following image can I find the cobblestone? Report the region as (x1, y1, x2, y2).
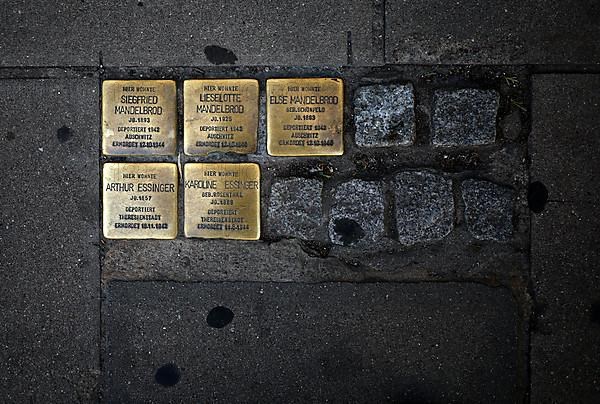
(393, 171, 454, 245)
(267, 178, 323, 240)
(354, 84, 416, 147)
(432, 89, 499, 146)
(328, 179, 385, 246)
(462, 179, 514, 241)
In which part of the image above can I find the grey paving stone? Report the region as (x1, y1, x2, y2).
(0, 79, 100, 401)
(105, 281, 521, 403)
(267, 178, 323, 240)
(328, 179, 385, 246)
(386, 0, 600, 64)
(353, 84, 416, 147)
(530, 75, 600, 203)
(393, 171, 454, 246)
(530, 74, 600, 403)
(531, 202, 600, 404)
(432, 89, 499, 146)
(0, 0, 380, 67)
(462, 179, 514, 241)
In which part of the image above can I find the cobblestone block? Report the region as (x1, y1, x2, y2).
(393, 171, 454, 245)
(354, 84, 416, 147)
(328, 180, 385, 246)
(267, 178, 323, 239)
(432, 89, 499, 146)
(462, 179, 514, 241)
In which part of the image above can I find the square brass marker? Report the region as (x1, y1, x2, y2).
(184, 163, 260, 240)
(102, 80, 177, 156)
(266, 78, 344, 156)
(184, 79, 259, 155)
(103, 163, 178, 239)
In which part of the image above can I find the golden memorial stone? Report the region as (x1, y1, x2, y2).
(184, 79, 259, 155)
(184, 163, 260, 240)
(103, 163, 178, 239)
(266, 78, 344, 156)
(102, 80, 177, 156)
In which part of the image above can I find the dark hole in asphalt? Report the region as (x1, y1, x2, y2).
(334, 218, 365, 246)
(6, 131, 15, 140)
(155, 363, 180, 387)
(56, 126, 73, 143)
(204, 45, 238, 65)
(528, 181, 548, 213)
(590, 301, 600, 324)
(207, 306, 234, 328)
(137, 1, 144, 6)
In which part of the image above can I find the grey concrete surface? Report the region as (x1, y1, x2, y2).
(0, 78, 100, 402)
(530, 75, 600, 203)
(0, 0, 380, 67)
(531, 203, 600, 403)
(386, 0, 600, 64)
(104, 281, 521, 403)
(530, 74, 600, 403)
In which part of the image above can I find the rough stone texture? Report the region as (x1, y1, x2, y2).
(0, 0, 380, 67)
(530, 75, 600, 403)
(328, 180, 385, 246)
(432, 89, 499, 146)
(353, 84, 415, 147)
(386, 0, 600, 64)
(105, 281, 521, 403)
(102, 234, 528, 283)
(267, 178, 323, 240)
(530, 75, 600, 202)
(0, 79, 100, 402)
(393, 171, 454, 246)
(461, 180, 514, 241)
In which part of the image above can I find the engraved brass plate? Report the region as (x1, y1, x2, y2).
(184, 79, 259, 155)
(184, 163, 260, 240)
(103, 163, 178, 239)
(266, 78, 344, 156)
(102, 80, 177, 156)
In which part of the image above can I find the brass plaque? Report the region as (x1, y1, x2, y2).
(102, 80, 177, 156)
(184, 79, 259, 155)
(266, 78, 344, 156)
(103, 163, 178, 239)
(184, 163, 260, 240)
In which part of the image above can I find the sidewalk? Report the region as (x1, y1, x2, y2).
(1, 1, 599, 403)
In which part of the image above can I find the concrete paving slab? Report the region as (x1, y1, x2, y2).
(530, 74, 600, 403)
(531, 202, 600, 403)
(104, 281, 521, 403)
(1, 1, 380, 67)
(0, 78, 100, 402)
(530, 75, 600, 203)
(386, 0, 600, 64)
